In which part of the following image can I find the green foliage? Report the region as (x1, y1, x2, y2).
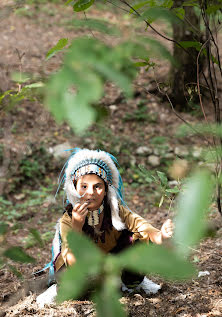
(173, 170, 214, 256)
(46, 37, 144, 134)
(138, 165, 180, 207)
(131, 0, 173, 12)
(123, 102, 157, 122)
(25, 228, 44, 249)
(117, 243, 195, 280)
(73, 0, 95, 12)
(0, 222, 8, 235)
(64, 18, 120, 36)
(141, 6, 180, 24)
(15, 143, 54, 186)
(46, 38, 69, 60)
(3, 246, 35, 263)
(8, 264, 23, 279)
(93, 275, 125, 317)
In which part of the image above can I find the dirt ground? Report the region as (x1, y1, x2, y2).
(0, 1, 222, 316)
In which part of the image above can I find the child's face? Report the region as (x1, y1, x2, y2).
(76, 174, 106, 211)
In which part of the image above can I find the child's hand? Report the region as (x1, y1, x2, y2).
(72, 202, 89, 232)
(161, 219, 174, 239)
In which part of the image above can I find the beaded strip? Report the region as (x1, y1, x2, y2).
(87, 204, 104, 227)
(71, 159, 113, 184)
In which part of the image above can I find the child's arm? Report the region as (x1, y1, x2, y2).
(149, 219, 174, 244)
(119, 205, 173, 244)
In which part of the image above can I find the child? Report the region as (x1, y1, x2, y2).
(36, 148, 173, 307)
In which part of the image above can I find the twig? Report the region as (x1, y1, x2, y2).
(15, 48, 25, 93)
(196, 40, 209, 123)
(83, 11, 96, 38)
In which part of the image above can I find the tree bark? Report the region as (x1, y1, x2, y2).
(170, 0, 203, 111)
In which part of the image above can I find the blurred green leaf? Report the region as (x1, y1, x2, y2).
(4, 246, 35, 263)
(93, 275, 126, 317)
(46, 38, 69, 60)
(159, 195, 164, 207)
(182, 0, 199, 6)
(173, 7, 185, 19)
(117, 243, 195, 280)
(29, 228, 44, 247)
(46, 37, 139, 134)
(57, 230, 104, 302)
(173, 170, 214, 256)
(67, 230, 104, 269)
(165, 188, 180, 194)
(69, 18, 120, 36)
(73, 0, 94, 12)
(131, 0, 173, 12)
(0, 222, 8, 235)
(24, 82, 44, 89)
(57, 262, 89, 302)
(8, 264, 23, 279)
(137, 37, 177, 66)
(141, 7, 180, 24)
(157, 171, 168, 186)
(11, 72, 30, 83)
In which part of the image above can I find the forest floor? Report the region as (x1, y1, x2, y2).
(0, 1, 222, 317)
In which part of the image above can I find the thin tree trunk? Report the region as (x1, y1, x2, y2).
(170, 0, 202, 111)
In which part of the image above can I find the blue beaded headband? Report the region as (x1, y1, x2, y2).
(71, 158, 113, 184)
(72, 163, 110, 184)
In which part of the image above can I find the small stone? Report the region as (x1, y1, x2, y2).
(109, 104, 118, 112)
(148, 155, 160, 167)
(174, 146, 189, 157)
(14, 193, 25, 200)
(51, 142, 72, 159)
(198, 271, 210, 278)
(164, 152, 174, 159)
(136, 146, 152, 155)
(192, 146, 202, 158)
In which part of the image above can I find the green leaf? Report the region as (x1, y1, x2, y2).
(131, 0, 173, 12)
(11, 72, 30, 83)
(141, 7, 180, 24)
(173, 170, 214, 256)
(46, 38, 69, 60)
(67, 231, 103, 270)
(179, 41, 202, 50)
(206, 4, 222, 15)
(46, 37, 137, 134)
(24, 82, 44, 89)
(157, 171, 168, 186)
(8, 264, 23, 279)
(182, 0, 199, 6)
(117, 243, 195, 280)
(93, 275, 126, 317)
(57, 230, 104, 302)
(29, 228, 44, 247)
(57, 262, 89, 302)
(133, 61, 149, 67)
(69, 18, 120, 36)
(3, 246, 35, 263)
(0, 222, 8, 235)
(173, 7, 185, 20)
(73, 0, 94, 12)
(159, 195, 164, 207)
(137, 36, 177, 65)
(165, 188, 180, 194)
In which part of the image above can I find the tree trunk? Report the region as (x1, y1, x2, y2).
(170, 0, 203, 111)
